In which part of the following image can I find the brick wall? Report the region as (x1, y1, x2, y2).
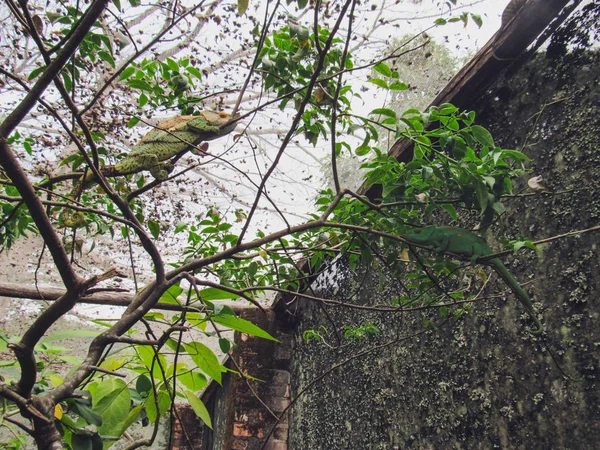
(227, 309, 292, 450)
(171, 308, 293, 450)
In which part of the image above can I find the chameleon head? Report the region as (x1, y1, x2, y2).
(138, 111, 239, 144)
(403, 226, 437, 244)
(193, 110, 239, 139)
(199, 110, 234, 125)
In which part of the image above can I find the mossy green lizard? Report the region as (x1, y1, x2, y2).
(402, 226, 543, 335)
(62, 111, 237, 227)
(110, 110, 237, 180)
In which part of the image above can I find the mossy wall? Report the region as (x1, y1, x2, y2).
(288, 19, 600, 450)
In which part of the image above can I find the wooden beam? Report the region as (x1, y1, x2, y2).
(0, 282, 255, 313)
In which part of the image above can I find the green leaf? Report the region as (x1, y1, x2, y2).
(178, 369, 208, 392)
(135, 345, 167, 380)
(439, 103, 458, 115)
(389, 81, 408, 91)
(159, 283, 183, 304)
(512, 241, 526, 253)
(471, 125, 494, 148)
(501, 149, 530, 162)
(502, 177, 513, 195)
(128, 79, 152, 91)
(166, 58, 179, 72)
(119, 66, 135, 81)
(36, 342, 70, 354)
(197, 287, 239, 301)
(71, 434, 93, 450)
(98, 50, 115, 68)
(370, 108, 396, 119)
(238, 0, 249, 14)
(184, 342, 224, 383)
(145, 389, 171, 423)
(474, 182, 488, 214)
(247, 261, 258, 277)
(186, 66, 202, 80)
(373, 62, 392, 78)
(492, 201, 505, 215)
(148, 219, 160, 239)
(441, 204, 457, 221)
(46, 12, 63, 23)
(69, 401, 103, 427)
(212, 314, 278, 341)
(128, 117, 140, 128)
(434, 18, 447, 25)
(28, 66, 46, 80)
(136, 375, 152, 396)
(368, 78, 388, 89)
(184, 390, 213, 429)
(62, 70, 73, 92)
(41, 329, 101, 343)
(219, 338, 231, 353)
(120, 404, 143, 435)
(92, 379, 130, 438)
(355, 142, 370, 156)
(58, 355, 82, 365)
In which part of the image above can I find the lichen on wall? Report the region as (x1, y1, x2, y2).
(288, 14, 600, 450)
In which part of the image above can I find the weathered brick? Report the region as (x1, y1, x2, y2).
(273, 422, 289, 441)
(171, 404, 205, 449)
(235, 409, 261, 423)
(233, 422, 265, 439)
(240, 347, 259, 357)
(262, 439, 287, 450)
(270, 370, 290, 385)
(268, 397, 291, 412)
(231, 439, 249, 450)
(266, 383, 290, 398)
(274, 345, 292, 360)
(234, 411, 249, 423)
(233, 423, 252, 437)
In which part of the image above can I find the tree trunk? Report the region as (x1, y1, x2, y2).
(30, 396, 63, 450)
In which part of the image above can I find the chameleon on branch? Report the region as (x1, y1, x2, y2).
(108, 110, 238, 181)
(402, 226, 543, 335)
(62, 111, 237, 227)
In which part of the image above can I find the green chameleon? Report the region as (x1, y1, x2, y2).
(109, 110, 237, 180)
(62, 111, 237, 227)
(402, 226, 543, 335)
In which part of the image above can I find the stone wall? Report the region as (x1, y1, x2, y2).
(287, 17, 600, 450)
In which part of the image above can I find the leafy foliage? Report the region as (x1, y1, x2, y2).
(257, 20, 355, 145)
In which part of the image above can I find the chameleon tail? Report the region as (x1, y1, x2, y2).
(490, 258, 544, 335)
